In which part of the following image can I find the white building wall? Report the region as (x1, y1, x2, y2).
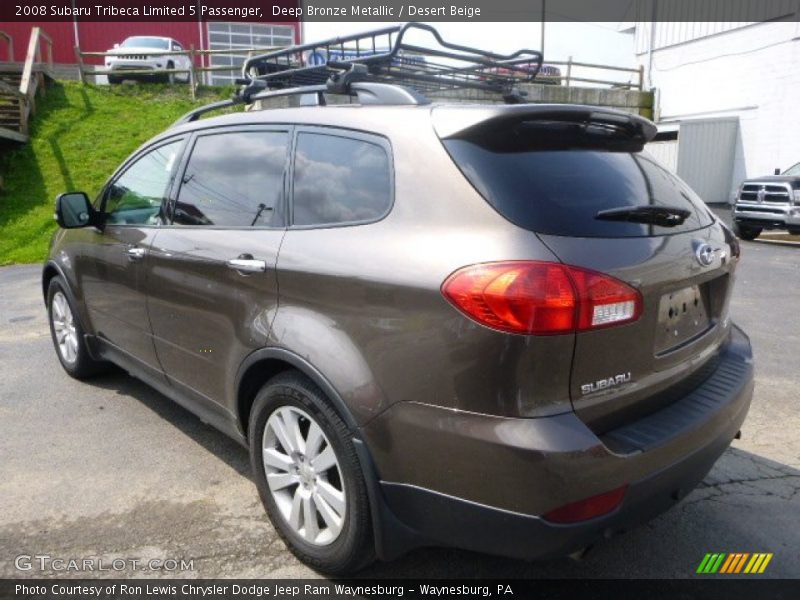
(636, 19, 800, 198)
(632, 0, 797, 52)
(647, 140, 679, 172)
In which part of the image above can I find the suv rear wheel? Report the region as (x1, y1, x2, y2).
(248, 372, 374, 574)
(47, 277, 108, 378)
(734, 222, 762, 240)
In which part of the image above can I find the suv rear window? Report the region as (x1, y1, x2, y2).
(292, 132, 391, 227)
(444, 140, 713, 238)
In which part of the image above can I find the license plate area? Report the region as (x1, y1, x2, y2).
(655, 284, 711, 354)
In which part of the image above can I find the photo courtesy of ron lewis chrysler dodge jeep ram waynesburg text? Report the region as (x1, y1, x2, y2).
(42, 25, 753, 574)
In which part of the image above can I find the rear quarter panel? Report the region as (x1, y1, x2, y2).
(272, 118, 575, 424)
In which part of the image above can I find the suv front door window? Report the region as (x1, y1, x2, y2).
(104, 141, 181, 225)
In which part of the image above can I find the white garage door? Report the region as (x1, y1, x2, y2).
(207, 23, 295, 85)
(676, 118, 739, 206)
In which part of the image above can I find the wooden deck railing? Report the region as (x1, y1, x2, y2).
(73, 45, 646, 98)
(0, 27, 53, 142)
(550, 56, 645, 90)
(18, 27, 54, 135)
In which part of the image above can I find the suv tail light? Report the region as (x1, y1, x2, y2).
(441, 261, 642, 335)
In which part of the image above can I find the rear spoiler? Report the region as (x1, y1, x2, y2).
(433, 105, 657, 152)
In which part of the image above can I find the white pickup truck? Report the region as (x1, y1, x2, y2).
(732, 162, 800, 240)
(105, 36, 192, 84)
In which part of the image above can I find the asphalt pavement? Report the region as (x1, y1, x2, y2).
(0, 238, 798, 579)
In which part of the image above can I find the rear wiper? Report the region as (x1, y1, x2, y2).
(595, 205, 691, 227)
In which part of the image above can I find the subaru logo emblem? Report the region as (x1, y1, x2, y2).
(695, 243, 716, 266)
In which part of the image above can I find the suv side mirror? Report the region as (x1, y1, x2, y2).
(775, 168, 781, 175)
(55, 192, 96, 229)
(113, 43, 119, 49)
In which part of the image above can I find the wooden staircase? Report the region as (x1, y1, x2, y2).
(0, 28, 54, 144)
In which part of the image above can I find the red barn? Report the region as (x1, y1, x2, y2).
(2, 18, 301, 85)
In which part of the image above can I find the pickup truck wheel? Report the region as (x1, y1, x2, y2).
(787, 227, 800, 235)
(733, 223, 761, 240)
(249, 371, 374, 574)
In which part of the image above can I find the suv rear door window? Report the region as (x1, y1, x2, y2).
(174, 130, 288, 227)
(292, 132, 391, 227)
(444, 139, 713, 238)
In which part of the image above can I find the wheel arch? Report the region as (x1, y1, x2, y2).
(42, 261, 89, 331)
(42, 261, 63, 304)
(235, 347, 360, 442)
(236, 347, 420, 562)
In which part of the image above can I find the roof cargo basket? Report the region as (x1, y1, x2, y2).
(241, 23, 543, 101)
(174, 23, 544, 125)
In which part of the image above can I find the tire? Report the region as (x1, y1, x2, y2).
(46, 277, 108, 379)
(733, 222, 762, 241)
(165, 62, 175, 84)
(107, 74, 121, 85)
(248, 371, 374, 574)
(787, 227, 800, 236)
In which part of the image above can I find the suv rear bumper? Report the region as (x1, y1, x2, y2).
(361, 325, 753, 560)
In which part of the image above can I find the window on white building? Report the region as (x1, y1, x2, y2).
(206, 23, 295, 86)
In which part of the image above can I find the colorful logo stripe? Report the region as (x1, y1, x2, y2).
(697, 553, 773, 574)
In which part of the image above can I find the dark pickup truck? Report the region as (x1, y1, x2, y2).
(733, 162, 800, 239)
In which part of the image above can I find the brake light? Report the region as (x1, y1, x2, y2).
(542, 485, 628, 524)
(441, 261, 642, 335)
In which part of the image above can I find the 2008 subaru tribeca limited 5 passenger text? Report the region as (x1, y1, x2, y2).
(44, 33, 753, 574)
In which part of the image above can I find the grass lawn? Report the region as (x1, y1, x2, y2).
(0, 81, 234, 265)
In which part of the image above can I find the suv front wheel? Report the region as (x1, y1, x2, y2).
(248, 372, 374, 574)
(47, 277, 108, 378)
(733, 222, 762, 240)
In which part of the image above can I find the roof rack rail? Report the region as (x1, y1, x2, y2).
(173, 23, 544, 126)
(242, 23, 543, 101)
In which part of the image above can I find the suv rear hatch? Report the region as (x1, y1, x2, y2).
(435, 105, 739, 433)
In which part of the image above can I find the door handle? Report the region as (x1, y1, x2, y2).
(126, 247, 146, 261)
(226, 257, 267, 274)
